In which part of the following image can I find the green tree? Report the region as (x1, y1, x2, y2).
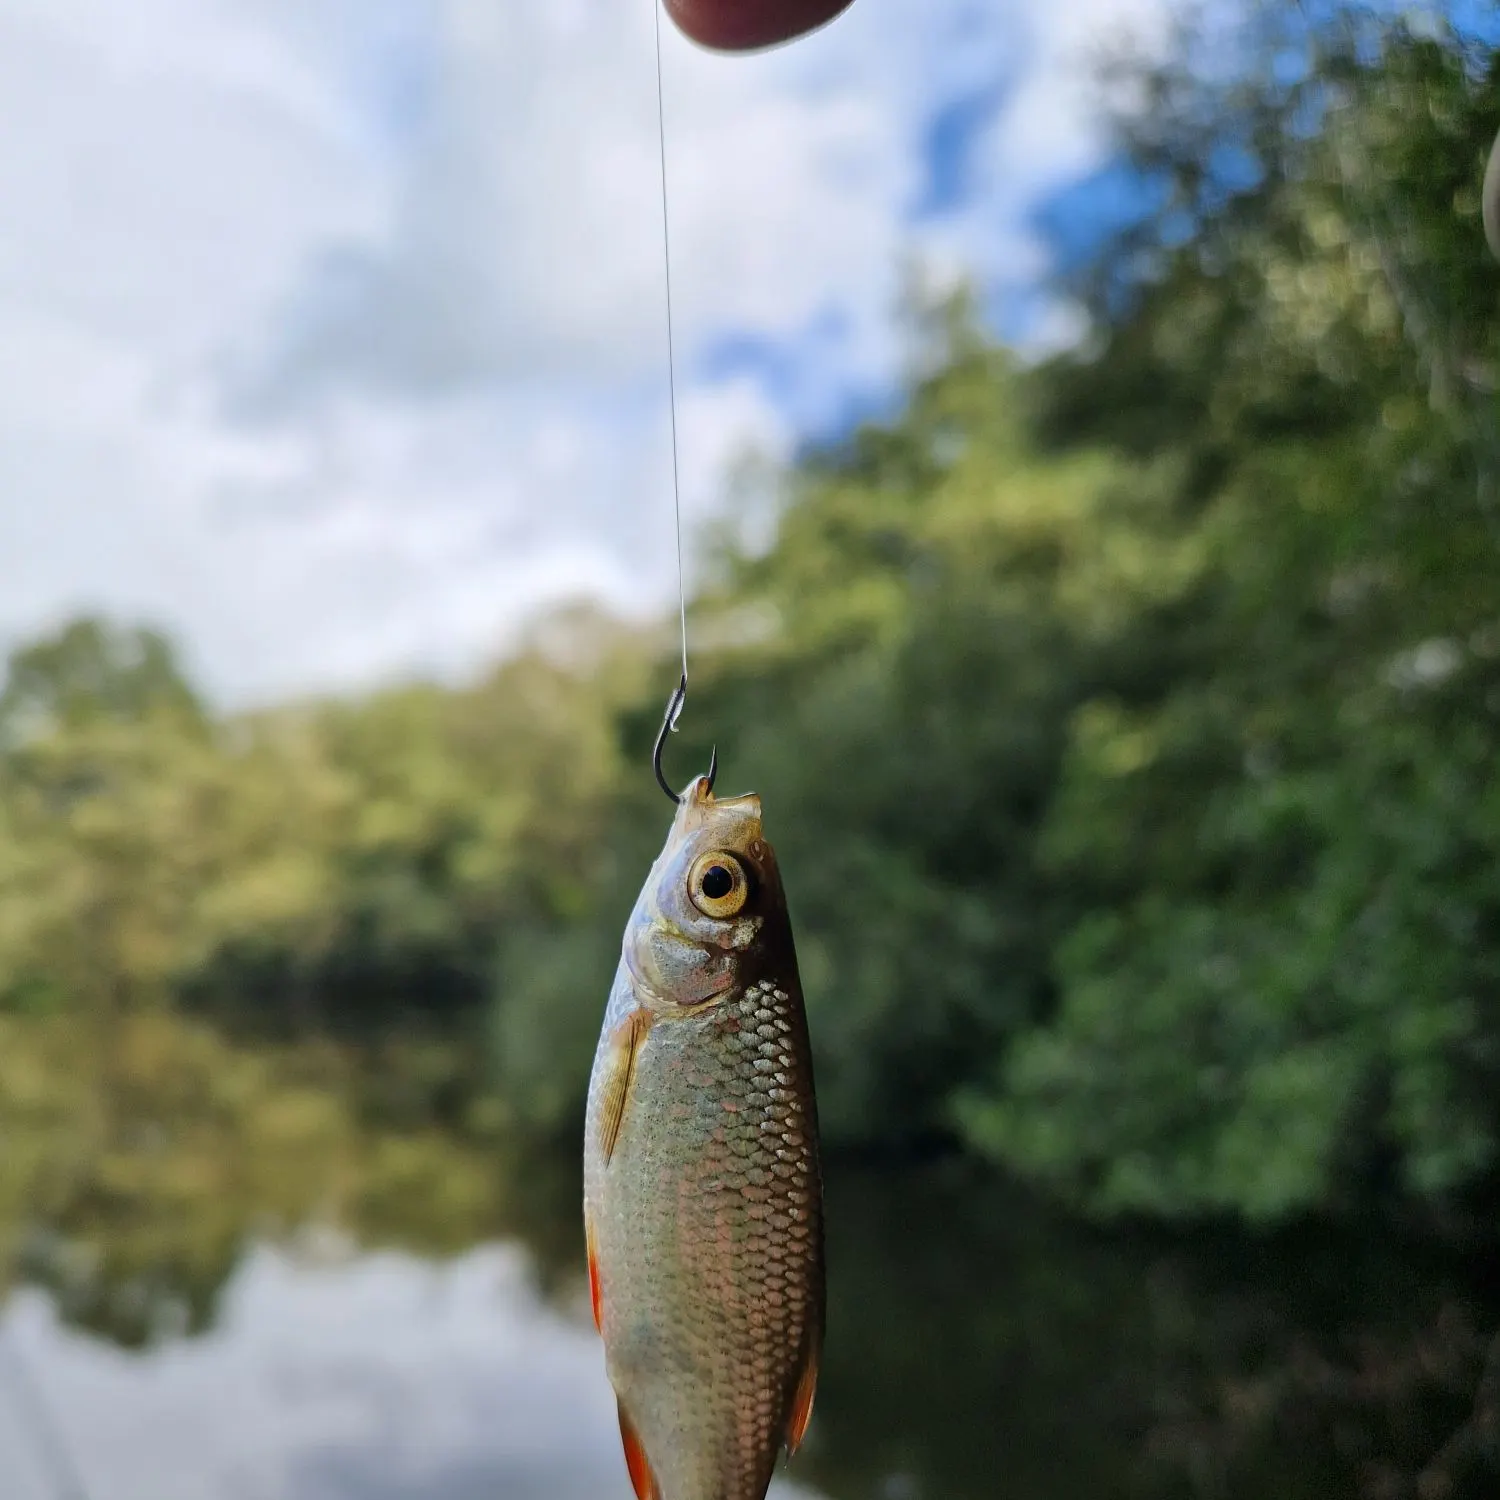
(960, 2, 1500, 1224)
(0, 617, 205, 747)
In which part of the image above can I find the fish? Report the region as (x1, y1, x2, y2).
(583, 772, 825, 1500)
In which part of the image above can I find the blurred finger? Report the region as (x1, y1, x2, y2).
(663, 0, 854, 52)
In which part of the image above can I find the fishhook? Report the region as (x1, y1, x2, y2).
(652, 671, 718, 804)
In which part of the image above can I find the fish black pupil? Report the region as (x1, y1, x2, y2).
(701, 865, 735, 901)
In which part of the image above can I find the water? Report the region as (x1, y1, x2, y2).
(2, 1156, 1497, 1500)
(0, 1239, 819, 1500)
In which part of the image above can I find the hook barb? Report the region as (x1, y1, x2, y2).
(652, 671, 717, 804)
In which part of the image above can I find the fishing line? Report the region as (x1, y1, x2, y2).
(650, 1, 716, 804)
(653, 0, 688, 696)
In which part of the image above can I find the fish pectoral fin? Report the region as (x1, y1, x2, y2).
(784, 1325, 822, 1458)
(597, 1008, 651, 1165)
(584, 1212, 603, 1335)
(617, 1399, 662, 1500)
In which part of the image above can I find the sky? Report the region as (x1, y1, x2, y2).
(0, 0, 1168, 709)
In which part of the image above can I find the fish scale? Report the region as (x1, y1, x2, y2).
(583, 779, 824, 1500)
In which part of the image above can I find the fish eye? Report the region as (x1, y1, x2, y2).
(688, 851, 749, 919)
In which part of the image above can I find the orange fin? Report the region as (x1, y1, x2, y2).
(585, 1214, 603, 1335)
(785, 1325, 822, 1458)
(617, 1400, 661, 1500)
(597, 1009, 651, 1165)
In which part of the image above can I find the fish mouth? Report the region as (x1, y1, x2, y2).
(677, 775, 762, 833)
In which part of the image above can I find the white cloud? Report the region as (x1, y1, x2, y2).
(0, 0, 1169, 708)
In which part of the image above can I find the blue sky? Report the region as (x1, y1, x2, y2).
(0, 0, 1170, 707)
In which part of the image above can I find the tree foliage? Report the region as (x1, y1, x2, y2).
(961, 1, 1500, 1223)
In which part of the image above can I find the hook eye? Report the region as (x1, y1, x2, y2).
(652, 671, 718, 805)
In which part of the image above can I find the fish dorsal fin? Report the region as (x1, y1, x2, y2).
(785, 1323, 822, 1457)
(597, 1009, 651, 1165)
(617, 1400, 662, 1500)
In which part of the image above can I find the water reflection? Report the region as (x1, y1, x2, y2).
(806, 1162, 1500, 1500)
(0, 1240, 820, 1500)
(3, 1150, 1498, 1500)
